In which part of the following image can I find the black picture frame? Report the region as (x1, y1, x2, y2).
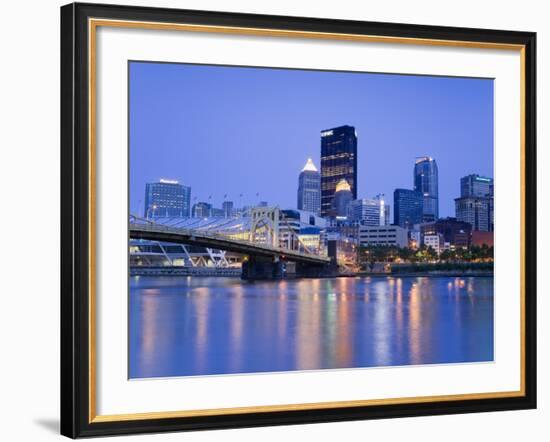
(61, 2, 537, 438)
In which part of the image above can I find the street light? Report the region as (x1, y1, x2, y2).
(146, 204, 157, 220)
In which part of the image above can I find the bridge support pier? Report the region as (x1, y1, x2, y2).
(241, 256, 284, 280)
(241, 257, 336, 280)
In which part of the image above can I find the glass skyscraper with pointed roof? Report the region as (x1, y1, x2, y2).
(297, 158, 321, 214)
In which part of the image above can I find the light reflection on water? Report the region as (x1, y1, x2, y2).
(129, 276, 493, 379)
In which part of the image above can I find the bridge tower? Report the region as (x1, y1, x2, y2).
(249, 207, 280, 247)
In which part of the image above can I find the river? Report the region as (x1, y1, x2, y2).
(129, 275, 493, 378)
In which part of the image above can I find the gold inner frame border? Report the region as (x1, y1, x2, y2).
(87, 17, 526, 424)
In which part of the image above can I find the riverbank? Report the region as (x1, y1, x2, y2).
(354, 271, 493, 278)
(130, 266, 493, 278)
(355, 262, 494, 278)
(130, 266, 241, 277)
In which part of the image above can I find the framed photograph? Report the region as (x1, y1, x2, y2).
(60, 2, 537, 438)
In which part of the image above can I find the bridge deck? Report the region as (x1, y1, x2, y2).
(129, 223, 330, 265)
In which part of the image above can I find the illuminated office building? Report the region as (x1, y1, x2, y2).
(348, 195, 387, 226)
(461, 174, 493, 198)
(320, 125, 357, 217)
(144, 179, 191, 218)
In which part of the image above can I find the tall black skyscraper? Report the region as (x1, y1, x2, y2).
(320, 125, 358, 217)
(394, 188, 423, 229)
(414, 156, 439, 222)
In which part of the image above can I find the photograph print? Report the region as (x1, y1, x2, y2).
(128, 61, 494, 379)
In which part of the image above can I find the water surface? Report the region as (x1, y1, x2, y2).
(129, 276, 493, 378)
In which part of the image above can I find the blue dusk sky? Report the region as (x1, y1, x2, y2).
(129, 61, 493, 217)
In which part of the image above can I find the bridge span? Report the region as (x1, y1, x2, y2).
(129, 217, 332, 280)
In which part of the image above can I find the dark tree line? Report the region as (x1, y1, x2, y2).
(358, 244, 494, 271)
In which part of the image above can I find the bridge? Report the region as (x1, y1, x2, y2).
(129, 208, 333, 280)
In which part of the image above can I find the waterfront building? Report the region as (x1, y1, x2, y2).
(129, 239, 241, 272)
(455, 197, 491, 231)
(358, 225, 408, 248)
(297, 158, 321, 214)
(423, 233, 445, 255)
(280, 209, 326, 228)
(279, 210, 302, 250)
(409, 229, 421, 249)
(393, 188, 423, 229)
(325, 234, 358, 268)
(144, 179, 191, 218)
(332, 179, 354, 217)
(297, 226, 323, 254)
(348, 195, 386, 226)
(414, 156, 439, 222)
(420, 217, 472, 248)
(222, 201, 234, 218)
(192, 202, 212, 218)
(279, 209, 326, 251)
(320, 125, 358, 217)
(326, 217, 359, 244)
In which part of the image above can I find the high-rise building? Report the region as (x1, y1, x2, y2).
(332, 179, 354, 217)
(459, 174, 494, 231)
(383, 204, 391, 226)
(222, 201, 234, 218)
(192, 202, 212, 218)
(455, 197, 491, 232)
(461, 174, 494, 198)
(393, 188, 423, 229)
(455, 174, 494, 232)
(414, 156, 439, 222)
(297, 158, 321, 214)
(144, 179, 191, 218)
(376, 194, 391, 226)
(348, 195, 386, 226)
(320, 125, 358, 217)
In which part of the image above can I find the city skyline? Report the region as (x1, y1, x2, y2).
(130, 61, 494, 217)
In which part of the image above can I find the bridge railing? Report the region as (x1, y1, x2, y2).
(130, 222, 329, 261)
